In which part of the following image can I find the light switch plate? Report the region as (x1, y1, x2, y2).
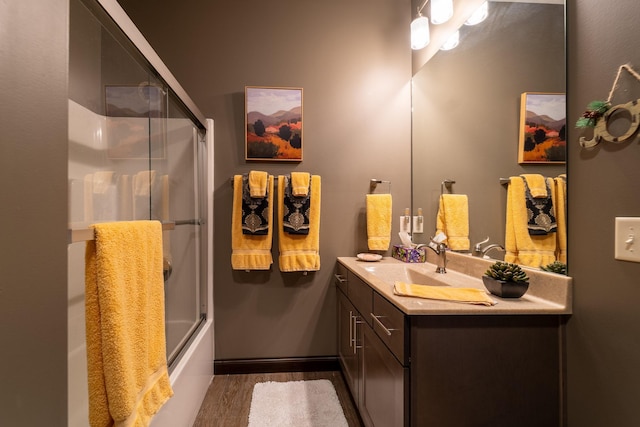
(615, 217, 640, 262)
(399, 216, 411, 234)
(413, 216, 424, 234)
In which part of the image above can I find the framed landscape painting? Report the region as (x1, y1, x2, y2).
(518, 92, 566, 164)
(245, 86, 303, 161)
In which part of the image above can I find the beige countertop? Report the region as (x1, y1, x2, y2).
(337, 253, 572, 315)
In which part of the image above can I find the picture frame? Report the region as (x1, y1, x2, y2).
(245, 86, 303, 161)
(105, 84, 166, 159)
(518, 92, 566, 164)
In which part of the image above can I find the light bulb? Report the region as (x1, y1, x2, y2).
(465, 1, 489, 26)
(440, 30, 460, 51)
(411, 15, 430, 50)
(431, 0, 453, 25)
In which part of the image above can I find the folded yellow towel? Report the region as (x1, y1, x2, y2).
(554, 175, 567, 263)
(521, 173, 547, 197)
(278, 175, 321, 272)
(436, 194, 470, 251)
(504, 177, 556, 267)
(232, 174, 274, 270)
(85, 220, 173, 427)
(290, 172, 310, 197)
(366, 194, 392, 251)
(393, 281, 495, 306)
(249, 170, 268, 198)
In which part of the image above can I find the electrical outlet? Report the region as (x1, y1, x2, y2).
(615, 217, 640, 262)
(399, 216, 411, 234)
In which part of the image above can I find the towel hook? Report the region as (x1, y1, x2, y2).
(441, 179, 455, 195)
(370, 179, 391, 194)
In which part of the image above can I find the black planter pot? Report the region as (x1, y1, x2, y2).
(482, 275, 529, 298)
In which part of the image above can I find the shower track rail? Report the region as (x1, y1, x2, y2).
(67, 218, 203, 244)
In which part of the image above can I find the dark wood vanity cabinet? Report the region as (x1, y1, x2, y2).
(335, 263, 566, 427)
(336, 264, 409, 427)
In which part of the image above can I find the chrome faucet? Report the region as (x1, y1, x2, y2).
(473, 237, 505, 258)
(417, 239, 448, 274)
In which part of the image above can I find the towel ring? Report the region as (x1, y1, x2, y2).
(370, 179, 391, 194)
(441, 179, 455, 195)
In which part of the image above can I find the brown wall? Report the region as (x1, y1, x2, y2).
(566, 0, 640, 424)
(0, 0, 69, 424)
(117, 0, 413, 360)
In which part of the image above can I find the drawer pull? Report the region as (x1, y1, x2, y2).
(334, 274, 347, 284)
(370, 313, 396, 336)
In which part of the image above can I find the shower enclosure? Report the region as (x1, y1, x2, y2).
(67, 0, 213, 425)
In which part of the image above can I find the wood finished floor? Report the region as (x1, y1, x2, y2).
(193, 371, 363, 427)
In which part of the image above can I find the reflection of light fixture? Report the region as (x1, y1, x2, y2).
(440, 30, 460, 51)
(411, 0, 430, 50)
(431, 0, 453, 25)
(465, 1, 489, 26)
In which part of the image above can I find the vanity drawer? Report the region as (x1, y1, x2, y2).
(372, 291, 407, 365)
(334, 262, 349, 294)
(349, 273, 373, 327)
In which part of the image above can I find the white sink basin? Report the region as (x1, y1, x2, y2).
(362, 263, 449, 286)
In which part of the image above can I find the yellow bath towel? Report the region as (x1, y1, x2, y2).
(436, 194, 470, 251)
(232, 174, 274, 270)
(85, 220, 173, 427)
(554, 175, 567, 263)
(249, 170, 268, 198)
(366, 194, 392, 251)
(278, 174, 321, 272)
(504, 177, 557, 267)
(291, 172, 310, 197)
(393, 282, 495, 306)
(521, 173, 547, 197)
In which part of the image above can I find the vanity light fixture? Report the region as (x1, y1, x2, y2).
(439, 30, 460, 51)
(411, 0, 431, 50)
(465, 1, 489, 26)
(430, 0, 454, 25)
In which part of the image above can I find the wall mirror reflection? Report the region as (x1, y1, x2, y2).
(411, 0, 566, 270)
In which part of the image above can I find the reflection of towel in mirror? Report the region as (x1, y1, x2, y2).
(554, 175, 567, 263)
(436, 194, 470, 251)
(522, 179, 557, 235)
(366, 194, 392, 251)
(504, 176, 556, 268)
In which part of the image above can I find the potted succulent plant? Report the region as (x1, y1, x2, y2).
(541, 261, 567, 275)
(482, 261, 530, 298)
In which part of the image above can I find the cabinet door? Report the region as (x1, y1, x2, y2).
(360, 323, 408, 427)
(337, 290, 360, 403)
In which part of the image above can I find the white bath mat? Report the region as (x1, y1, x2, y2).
(247, 379, 349, 427)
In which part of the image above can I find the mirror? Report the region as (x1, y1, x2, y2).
(411, 0, 566, 267)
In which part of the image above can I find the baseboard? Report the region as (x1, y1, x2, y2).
(214, 356, 340, 375)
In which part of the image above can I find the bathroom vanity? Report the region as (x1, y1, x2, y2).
(335, 254, 572, 427)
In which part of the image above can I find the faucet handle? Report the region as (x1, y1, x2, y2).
(473, 237, 490, 256)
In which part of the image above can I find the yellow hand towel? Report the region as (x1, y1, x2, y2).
(232, 174, 274, 270)
(504, 177, 556, 267)
(436, 194, 470, 251)
(554, 175, 567, 263)
(520, 173, 547, 197)
(249, 170, 268, 198)
(393, 281, 495, 306)
(366, 193, 392, 251)
(291, 172, 310, 197)
(85, 220, 173, 427)
(278, 174, 321, 272)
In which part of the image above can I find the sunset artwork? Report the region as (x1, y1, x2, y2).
(518, 92, 566, 164)
(245, 86, 303, 161)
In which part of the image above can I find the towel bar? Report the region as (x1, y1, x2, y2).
(499, 177, 511, 186)
(67, 219, 203, 244)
